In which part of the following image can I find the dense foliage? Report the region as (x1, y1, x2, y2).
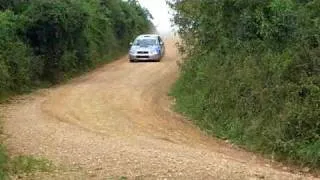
(170, 0, 320, 167)
(0, 0, 153, 97)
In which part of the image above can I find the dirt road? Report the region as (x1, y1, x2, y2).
(1, 39, 317, 179)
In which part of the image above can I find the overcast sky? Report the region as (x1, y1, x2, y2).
(137, 0, 173, 34)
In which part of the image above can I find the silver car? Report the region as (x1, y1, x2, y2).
(129, 34, 165, 62)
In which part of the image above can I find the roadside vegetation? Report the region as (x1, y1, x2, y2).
(0, 0, 153, 178)
(0, 0, 153, 99)
(169, 0, 320, 168)
(0, 125, 54, 179)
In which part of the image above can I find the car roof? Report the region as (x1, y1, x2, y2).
(136, 34, 159, 39)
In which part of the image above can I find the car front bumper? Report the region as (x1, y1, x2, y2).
(129, 53, 161, 61)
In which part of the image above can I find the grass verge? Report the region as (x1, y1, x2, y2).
(0, 121, 54, 179)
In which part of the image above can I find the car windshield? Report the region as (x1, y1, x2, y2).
(133, 38, 157, 47)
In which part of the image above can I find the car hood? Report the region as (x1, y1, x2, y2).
(131, 45, 159, 52)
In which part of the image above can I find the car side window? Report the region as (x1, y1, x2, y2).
(158, 37, 163, 46)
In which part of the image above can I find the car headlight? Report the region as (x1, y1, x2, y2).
(150, 49, 158, 55)
(129, 49, 136, 54)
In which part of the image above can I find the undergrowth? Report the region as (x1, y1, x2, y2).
(169, 0, 320, 168)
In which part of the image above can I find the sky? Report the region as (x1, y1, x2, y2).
(137, 0, 174, 34)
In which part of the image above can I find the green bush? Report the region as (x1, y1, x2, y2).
(170, 0, 320, 167)
(0, 10, 35, 96)
(0, 0, 153, 98)
(22, 0, 90, 82)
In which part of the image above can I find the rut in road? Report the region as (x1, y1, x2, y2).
(1, 39, 318, 179)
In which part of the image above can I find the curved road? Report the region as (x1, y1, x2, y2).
(2, 39, 318, 179)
